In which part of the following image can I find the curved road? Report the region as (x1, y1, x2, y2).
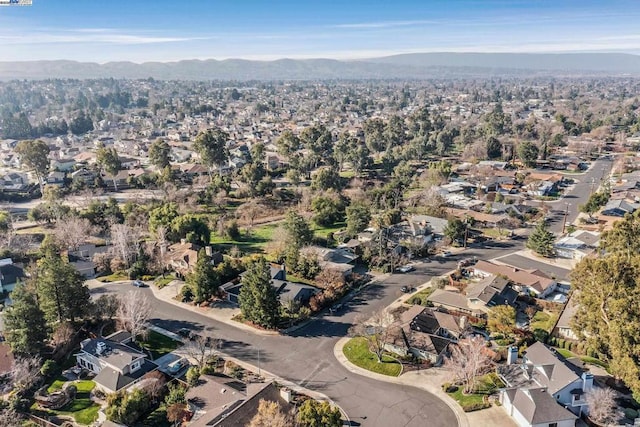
(93, 241, 523, 426)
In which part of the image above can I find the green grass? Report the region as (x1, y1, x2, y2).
(530, 311, 558, 333)
(448, 387, 486, 407)
(474, 372, 505, 394)
(37, 381, 99, 425)
(285, 272, 316, 286)
(47, 377, 67, 393)
(554, 348, 609, 370)
(96, 271, 129, 282)
(138, 330, 181, 360)
(138, 407, 172, 427)
(481, 228, 509, 239)
(313, 221, 346, 239)
(210, 222, 281, 253)
(339, 170, 356, 178)
(407, 287, 436, 306)
(343, 337, 402, 377)
(155, 274, 176, 289)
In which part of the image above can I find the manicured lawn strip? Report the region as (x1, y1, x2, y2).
(155, 274, 176, 288)
(313, 222, 346, 239)
(447, 387, 489, 412)
(96, 272, 129, 282)
(343, 337, 401, 377)
(406, 287, 435, 306)
(138, 330, 181, 360)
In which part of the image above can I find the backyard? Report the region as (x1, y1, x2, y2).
(35, 380, 100, 426)
(343, 337, 402, 377)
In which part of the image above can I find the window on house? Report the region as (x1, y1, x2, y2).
(549, 423, 558, 427)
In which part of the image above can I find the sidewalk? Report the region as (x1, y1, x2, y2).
(334, 338, 517, 427)
(334, 337, 470, 427)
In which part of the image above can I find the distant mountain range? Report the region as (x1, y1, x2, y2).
(1, 53, 639, 80)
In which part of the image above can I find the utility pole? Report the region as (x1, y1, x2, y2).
(258, 348, 261, 376)
(561, 203, 570, 234)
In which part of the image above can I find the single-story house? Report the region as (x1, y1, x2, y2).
(76, 331, 158, 393)
(501, 387, 577, 427)
(187, 376, 295, 427)
(473, 260, 557, 298)
(600, 199, 639, 217)
(385, 306, 455, 365)
(552, 295, 579, 341)
(554, 230, 599, 260)
(426, 289, 486, 317)
(465, 275, 518, 309)
(222, 265, 318, 306)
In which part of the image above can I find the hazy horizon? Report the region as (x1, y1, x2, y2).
(1, 0, 640, 63)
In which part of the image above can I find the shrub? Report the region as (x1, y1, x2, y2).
(180, 285, 194, 302)
(624, 408, 638, 419)
(408, 296, 422, 305)
(557, 339, 565, 349)
(186, 366, 201, 387)
(40, 359, 57, 377)
(442, 383, 458, 393)
(462, 402, 491, 412)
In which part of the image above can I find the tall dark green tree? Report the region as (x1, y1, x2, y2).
(148, 138, 171, 169)
(193, 128, 230, 179)
(3, 283, 49, 356)
(296, 400, 342, 427)
(526, 220, 555, 257)
(444, 218, 467, 245)
(188, 249, 220, 304)
(239, 258, 280, 329)
(345, 201, 371, 237)
(283, 210, 314, 248)
(96, 143, 122, 191)
(517, 141, 540, 167)
(15, 139, 50, 194)
(36, 242, 92, 323)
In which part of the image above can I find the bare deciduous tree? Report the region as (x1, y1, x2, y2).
(348, 310, 396, 363)
(117, 290, 151, 342)
(52, 321, 75, 348)
(445, 336, 494, 394)
(0, 407, 24, 427)
(248, 399, 294, 427)
(586, 386, 618, 425)
(11, 355, 42, 394)
(315, 268, 345, 290)
(237, 200, 264, 232)
(109, 222, 144, 268)
(53, 215, 94, 251)
(185, 334, 219, 369)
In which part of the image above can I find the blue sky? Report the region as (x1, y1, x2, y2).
(0, 0, 639, 62)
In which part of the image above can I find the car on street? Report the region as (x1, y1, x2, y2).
(441, 251, 452, 258)
(329, 303, 344, 314)
(397, 264, 415, 273)
(132, 280, 147, 287)
(177, 328, 192, 338)
(400, 286, 415, 293)
(167, 358, 188, 375)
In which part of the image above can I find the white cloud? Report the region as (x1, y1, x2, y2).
(332, 20, 436, 29)
(0, 28, 211, 45)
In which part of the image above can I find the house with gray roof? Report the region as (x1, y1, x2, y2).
(501, 387, 577, 427)
(76, 331, 157, 393)
(600, 199, 639, 217)
(498, 341, 593, 425)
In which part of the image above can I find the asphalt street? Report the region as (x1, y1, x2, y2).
(93, 240, 523, 427)
(533, 158, 614, 233)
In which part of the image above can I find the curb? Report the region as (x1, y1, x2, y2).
(149, 325, 351, 425)
(334, 337, 470, 427)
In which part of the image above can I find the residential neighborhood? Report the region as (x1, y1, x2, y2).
(0, 44, 640, 427)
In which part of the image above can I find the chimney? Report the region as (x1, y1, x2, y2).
(582, 372, 594, 392)
(280, 388, 293, 403)
(180, 238, 187, 245)
(205, 246, 212, 256)
(459, 316, 468, 330)
(507, 346, 518, 365)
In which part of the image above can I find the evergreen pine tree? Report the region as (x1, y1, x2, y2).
(239, 258, 280, 329)
(526, 220, 555, 257)
(188, 249, 220, 304)
(4, 283, 49, 356)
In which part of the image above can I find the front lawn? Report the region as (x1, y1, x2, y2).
(155, 274, 176, 289)
(554, 347, 609, 370)
(138, 330, 181, 360)
(96, 271, 129, 282)
(447, 387, 489, 412)
(343, 337, 402, 377)
(530, 310, 558, 333)
(406, 287, 435, 306)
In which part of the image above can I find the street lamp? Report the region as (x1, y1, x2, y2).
(561, 203, 571, 234)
